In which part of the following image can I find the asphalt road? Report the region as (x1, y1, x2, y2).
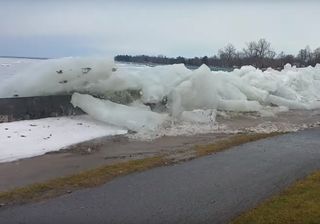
(1, 128, 320, 224)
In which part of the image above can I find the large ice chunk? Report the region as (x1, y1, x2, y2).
(71, 93, 168, 132)
(169, 65, 219, 116)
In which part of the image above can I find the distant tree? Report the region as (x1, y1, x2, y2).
(242, 38, 275, 68)
(255, 38, 276, 59)
(218, 44, 237, 67)
(201, 56, 209, 65)
(297, 46, 312, 66)
(219, 44, 236, 59)
(312, 47, 320, 65)
(114, 41, 318, 69)
(176, 56, 185, 64)
(243, 41, 257, 58)
(277, 51, 286, 68)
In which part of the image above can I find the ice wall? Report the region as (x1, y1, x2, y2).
(1, 57, 320, 134)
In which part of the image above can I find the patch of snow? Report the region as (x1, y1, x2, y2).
(0, 116, 127, 163)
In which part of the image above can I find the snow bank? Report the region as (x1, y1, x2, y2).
(0, 116, 127, 163)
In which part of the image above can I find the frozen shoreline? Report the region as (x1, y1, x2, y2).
(1, 57, 320, 163)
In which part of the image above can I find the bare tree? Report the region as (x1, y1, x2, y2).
(219, 44, 236, 59)
(297, 46, 312, 66)
(218, 44, 237, 67)
(115, 41, 320, 69)
(242, 38, 275, 68)
(255, 38, 276, 59)
(312, 47, 320, 65)
(243, 41, 257, 58)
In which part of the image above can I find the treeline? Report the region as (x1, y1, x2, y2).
(115, 38, 320, 69)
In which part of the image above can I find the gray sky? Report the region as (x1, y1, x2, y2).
(1, 0, 319, 58)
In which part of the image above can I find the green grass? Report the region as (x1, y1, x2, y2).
(0, 132, 284, 206)
(231, 171, 320, 224)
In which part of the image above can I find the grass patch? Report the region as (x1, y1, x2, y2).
(231, 171, 320, 224)
(0, 132, 284, 206)
(195, 132, 282, 157)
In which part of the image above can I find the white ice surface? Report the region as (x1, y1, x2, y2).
(0, 57, 115, 97)
(0, 116, 127, 163)
(0, 58, 40, 81)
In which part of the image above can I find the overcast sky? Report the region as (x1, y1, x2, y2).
(1, 0, 319, 58)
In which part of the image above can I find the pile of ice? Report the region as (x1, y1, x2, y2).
(1, 57, 320, 136)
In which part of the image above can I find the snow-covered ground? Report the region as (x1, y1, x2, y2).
(0, 116, 127, 163)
